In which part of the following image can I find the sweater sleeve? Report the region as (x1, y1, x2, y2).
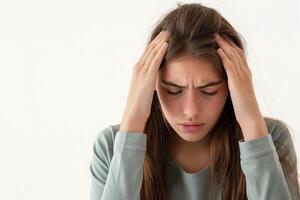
(239, 125, 300, 200)
(90, 127, 147, 200)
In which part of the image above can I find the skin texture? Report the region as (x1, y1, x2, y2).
(155, 54, 229, 172)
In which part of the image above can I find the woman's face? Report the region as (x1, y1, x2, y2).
(156, 54, 229, 143)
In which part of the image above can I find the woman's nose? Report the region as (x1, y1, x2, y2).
(182, 91, 200, 118)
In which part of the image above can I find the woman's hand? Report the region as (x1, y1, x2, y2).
(214, 33, 268, 141)
(119, 30, 170, 133)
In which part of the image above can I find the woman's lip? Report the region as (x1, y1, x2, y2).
(181, 124, 205, 133)
(181, 123, 205, 126)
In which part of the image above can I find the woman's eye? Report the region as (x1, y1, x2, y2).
(166, 90, 218, 96)
(202, 91, 218, 96)
(167, 91, 182, 95)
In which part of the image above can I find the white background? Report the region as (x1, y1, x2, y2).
(0, 0, 299, 199)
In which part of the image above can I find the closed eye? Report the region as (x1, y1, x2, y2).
(166, 90, 218, 96)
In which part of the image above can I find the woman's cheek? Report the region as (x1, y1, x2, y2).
(157, 92, 178, 112)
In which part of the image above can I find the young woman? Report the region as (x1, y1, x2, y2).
(90, 3, 300, 200)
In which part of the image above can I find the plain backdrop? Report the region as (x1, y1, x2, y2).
(0, 0, 299, 199)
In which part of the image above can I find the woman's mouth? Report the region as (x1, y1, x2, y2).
(180, 123, 205, 133)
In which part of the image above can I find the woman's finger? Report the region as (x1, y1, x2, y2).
(222, 35, 250, 73)
(148, 41, 168, 74)
(138, 31, 168, 68)
(215, 34, 244, 76)
(144, 38, 168, 74)
(223, 35, 247, 66)
(217, 47, 236, 78)
(143, 32, 169, 73)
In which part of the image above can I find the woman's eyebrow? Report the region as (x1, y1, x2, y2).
(160, 79, 224, 89)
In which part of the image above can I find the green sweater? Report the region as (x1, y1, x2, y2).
(90, 117, 300, 200)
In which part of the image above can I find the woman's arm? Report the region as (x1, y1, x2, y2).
(239, 122, 300, 200)
(90, 126, 147, 200)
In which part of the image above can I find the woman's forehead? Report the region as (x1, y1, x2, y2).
(162, 54, 217, 73)
(159, 60, 220, 81)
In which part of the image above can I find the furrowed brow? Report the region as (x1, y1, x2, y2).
(160, 79, 223, 89)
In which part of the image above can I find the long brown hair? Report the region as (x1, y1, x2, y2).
(140, 3, 300, 200)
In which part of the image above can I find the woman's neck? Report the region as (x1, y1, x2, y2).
(170, 133, 212, 173)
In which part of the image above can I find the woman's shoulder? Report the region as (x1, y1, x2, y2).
(264, 117, 293, 139)
(92, 123, 121, 163)
(95, 123, 121, 144)
(263, 116, 295, 150)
